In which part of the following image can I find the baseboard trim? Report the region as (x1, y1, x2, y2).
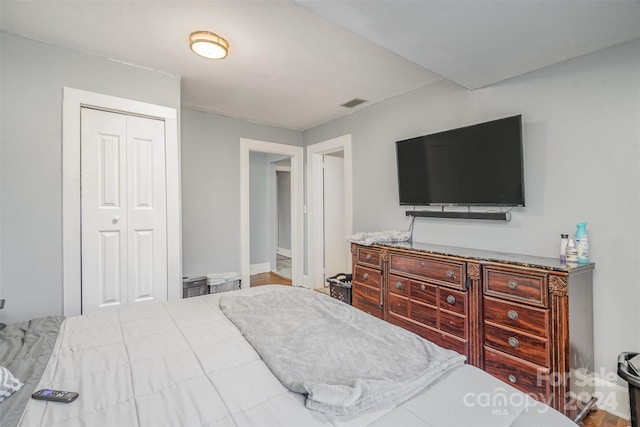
(250, 262, 271, 275)
(303, 275, 312, 289)
(593, 377, 630, 420)
(276, 247, 292, 258)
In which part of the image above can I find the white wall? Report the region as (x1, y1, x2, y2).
(0, 33, 181, 324)
(180, 109, 301, 277)
(303, 40, 640, 416)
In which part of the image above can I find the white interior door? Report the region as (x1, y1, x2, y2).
(323, 154, 347, 279)
(81, 109, 127, 311)
(81, 108, 167, 313)
(126, 115, 167, 305)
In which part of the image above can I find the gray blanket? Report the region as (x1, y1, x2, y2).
(0, 316, 63, 427)
(220, 287, 465, 415)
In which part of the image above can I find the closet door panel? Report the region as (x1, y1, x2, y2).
(81, 108, 128, 312)
(126, 116, 168, 306)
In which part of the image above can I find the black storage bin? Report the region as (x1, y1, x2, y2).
(618, 352, 640, 427)
(326, 273, 352, 305)
(182, 276, 208, 298)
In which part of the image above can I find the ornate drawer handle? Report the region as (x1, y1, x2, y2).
(395, 281, 403, 290)
(366, 254, 372, 261)
(507, 280, 518, 290)
(446, 295, 456, 305)
(363, 273, 369, 280)
(446, 270, 455, 279)
(507, 310, 519, 321)
(508, 337, 519, 348)
(420, 284, 426, 291)
(508, 374, 517, 384)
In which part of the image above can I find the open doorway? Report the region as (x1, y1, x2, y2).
(247, 153, 292, 285)
(240, 138, 304, 288)
(307, 135, 353, 290)
(274, 161, 292, 280)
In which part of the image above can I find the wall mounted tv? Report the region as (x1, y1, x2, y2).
(396, 115, 525, 207)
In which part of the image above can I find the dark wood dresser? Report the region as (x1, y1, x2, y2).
(351, 241, 595, 417)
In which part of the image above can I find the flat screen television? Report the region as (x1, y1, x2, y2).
(396, 115, 525, 207)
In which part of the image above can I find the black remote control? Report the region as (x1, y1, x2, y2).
(32, 389, 79, 403)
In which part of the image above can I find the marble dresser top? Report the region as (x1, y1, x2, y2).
(373, 241, 594, 273)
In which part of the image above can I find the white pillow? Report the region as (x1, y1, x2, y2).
(0, 366, 23, 403)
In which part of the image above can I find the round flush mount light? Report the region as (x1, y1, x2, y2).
(189, 31, 229, 59)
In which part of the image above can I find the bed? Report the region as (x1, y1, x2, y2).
(2, 285, 576, 426)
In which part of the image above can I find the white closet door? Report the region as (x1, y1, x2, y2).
(323, 154, 347, 279)
(81, 108, 167, 313)
(81, 109, 129, 312)
(126, 115, 167, 306)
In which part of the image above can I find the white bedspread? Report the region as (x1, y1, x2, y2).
(18, 285, 576, 427)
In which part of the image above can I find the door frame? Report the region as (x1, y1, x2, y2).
(306, 134, 353, 289)
(240, 138, 304, 288)
(62, 87, 181, 316)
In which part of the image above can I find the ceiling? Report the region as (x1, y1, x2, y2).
(1, 1, 639, 131)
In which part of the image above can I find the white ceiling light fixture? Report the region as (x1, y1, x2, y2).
(189, 31, 229, 59)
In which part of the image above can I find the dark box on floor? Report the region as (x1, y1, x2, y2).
(182, 276, 208, 298)
(327, 273, 352, 305)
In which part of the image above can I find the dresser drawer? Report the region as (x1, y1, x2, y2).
(484, 347, 550, 399)
(389, 274, 410, 297)
(439, 310, 467, 339)
(409, 299, 437, 328)
(353, 301, 383, 319)
(484, 268, 547, 308)
(356, 247, 381, 268)
(388, 293, 409, 317)
(352, 284, 383, 319)
(484, 296, 548, 338)
(484, 324, 549, 367)
(390, 253, 465, 289)
(438, 288, 467, 316)
(354, 265, 381, 289)
(409, 280, 437, 305)
(415, 321, 468, 357)
(389, 313, 467, 357)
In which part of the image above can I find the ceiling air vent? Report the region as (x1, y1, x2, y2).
(340, 98, 368, 108)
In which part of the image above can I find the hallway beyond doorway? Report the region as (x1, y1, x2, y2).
(276, 254, 292, 279)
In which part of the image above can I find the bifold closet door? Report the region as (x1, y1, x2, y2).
(81, 108, 168, 313)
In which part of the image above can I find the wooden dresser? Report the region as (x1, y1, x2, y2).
(350, 241, 595, 417)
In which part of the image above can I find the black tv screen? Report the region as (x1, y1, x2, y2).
(396, 115, 525, 207)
